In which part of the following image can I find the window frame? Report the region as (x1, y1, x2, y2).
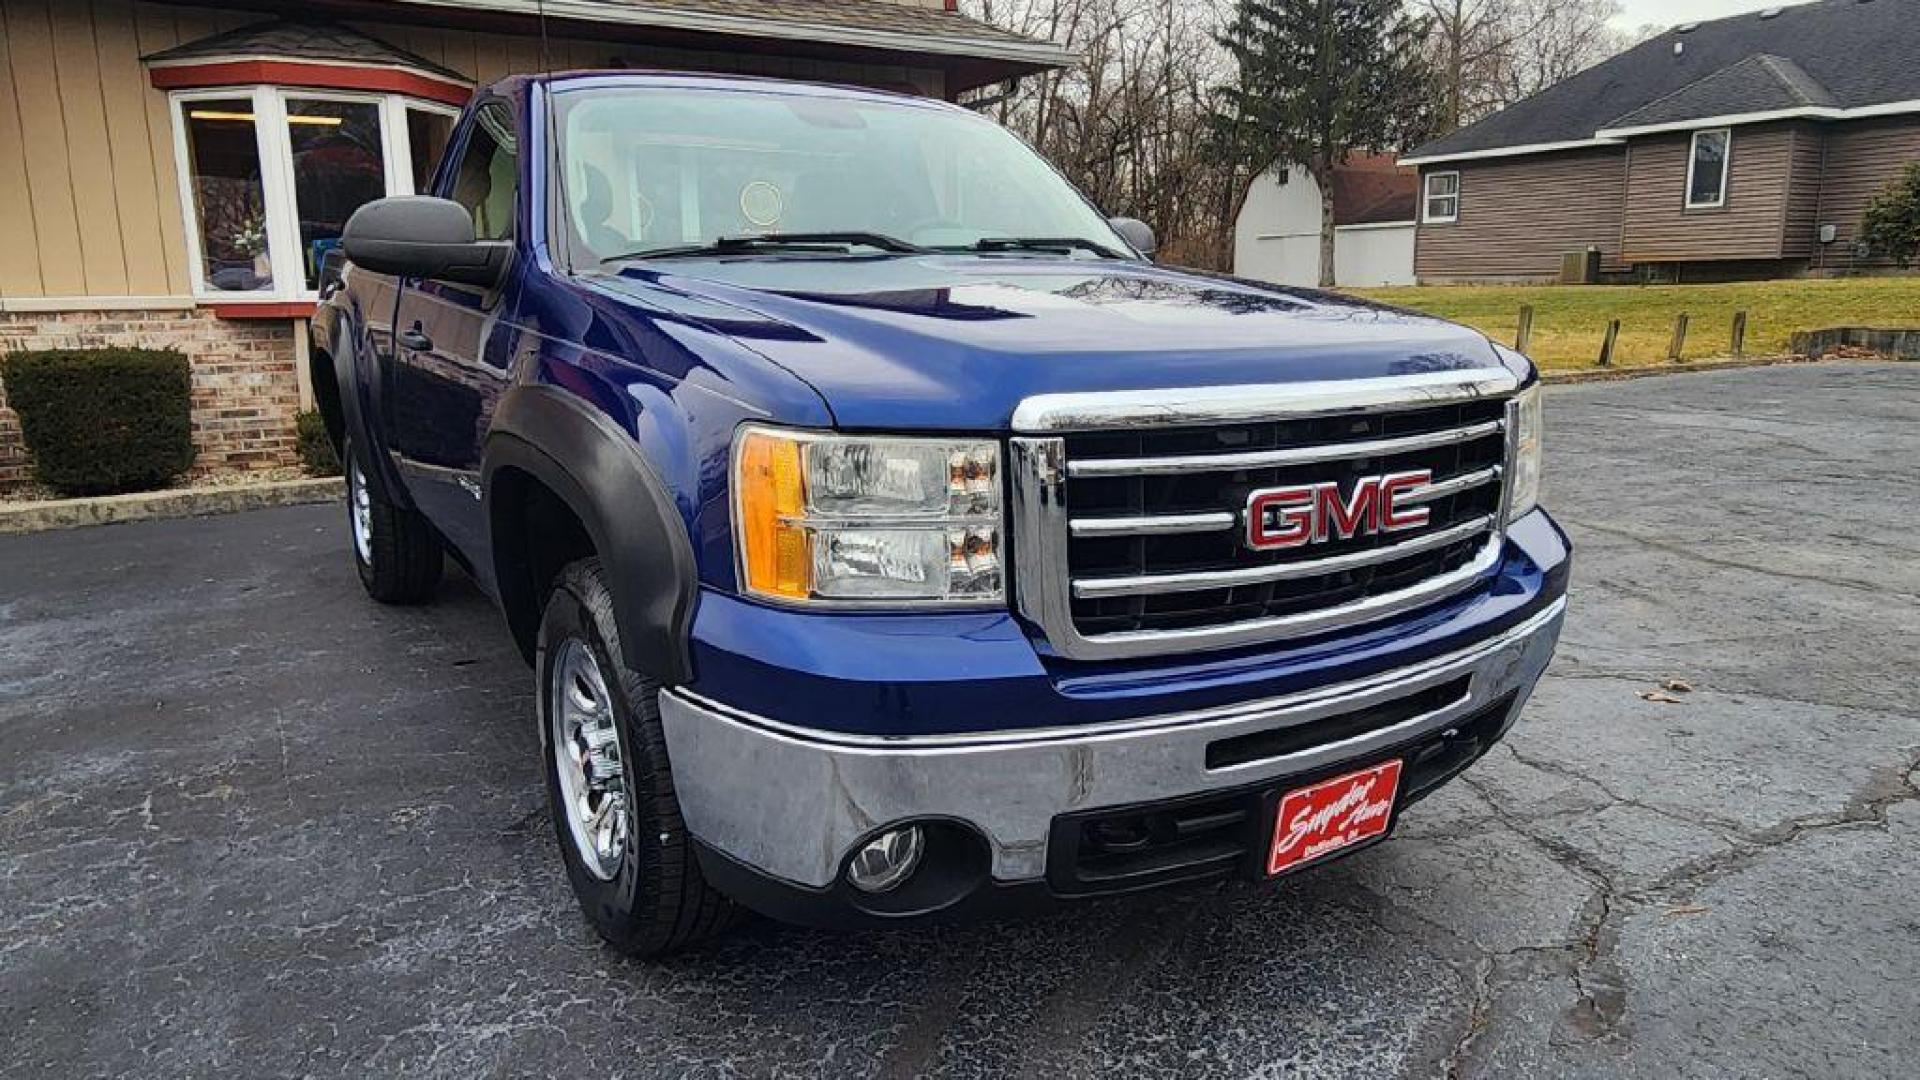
(1422, 170, 1460, 224)
(169, 86, 461, 304)
(1684, 127, 1732, 210)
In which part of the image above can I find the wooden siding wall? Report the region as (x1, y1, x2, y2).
(0, 0, 943, 301)
(1621, 122, 1806, 262)
(1813, 115, 1920, 270)
(1413, 148, 1625, 282)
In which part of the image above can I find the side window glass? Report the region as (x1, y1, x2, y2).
(448, 103, 518, 240)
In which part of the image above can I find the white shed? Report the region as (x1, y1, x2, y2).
(1232, 155, 1418, 288)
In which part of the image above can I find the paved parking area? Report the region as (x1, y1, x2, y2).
(3, 362, 1917, 1079)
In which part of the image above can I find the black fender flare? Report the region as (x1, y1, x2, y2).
(482, 385, 698, 685)
(313, 286, 417, 510)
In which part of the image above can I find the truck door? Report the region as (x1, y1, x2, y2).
(386, 100, 520, 563)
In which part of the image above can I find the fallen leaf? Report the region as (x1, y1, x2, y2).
(1665, 904, 1709, 917)
(1640, 691, 1682, 704)
(1663, 678, 1695, 693)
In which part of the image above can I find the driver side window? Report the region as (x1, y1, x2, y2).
(448, 103, 518, 241)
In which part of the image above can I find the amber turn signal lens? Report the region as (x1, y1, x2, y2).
(735, 430, 809, 599)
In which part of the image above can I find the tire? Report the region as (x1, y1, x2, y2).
(537, 557, 736, 956)
(344, 437, 442, 604)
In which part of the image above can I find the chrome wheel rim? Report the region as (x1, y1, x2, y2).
(549, 639, 629, 881)
(348, 459, 373, 564)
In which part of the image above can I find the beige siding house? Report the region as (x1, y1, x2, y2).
(0, 0, 1069, 489)
(1403, 0, 1920, 284)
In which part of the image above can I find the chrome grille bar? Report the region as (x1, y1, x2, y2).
(1066, 420, 1503, 478)
(1069, 511, 1237, 538)
(1011, 369, 1521, 433)
(1071, 515, 1495, 599)
(1053, 537, 1504, 656)
(1400, 464, 1501, 504)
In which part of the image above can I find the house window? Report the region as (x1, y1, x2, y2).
(170, 87, 461, 301)
(407, 106, 457, 193)
(285, 97, 388, 291)
(1686, 128, 1731, 209)
(180, 98, 275, 293)
(1423, 171, 1459, 224)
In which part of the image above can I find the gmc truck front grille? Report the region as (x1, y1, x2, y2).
(1010, 370, 1522, 661)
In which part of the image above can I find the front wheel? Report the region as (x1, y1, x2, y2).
(344, 438, 442, 604)
(537, 558, 736, 955)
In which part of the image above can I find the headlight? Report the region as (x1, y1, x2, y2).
(1506, 385, 1542, 522)
(733, 426, 1003, 605)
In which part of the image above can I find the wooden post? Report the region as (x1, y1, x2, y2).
(1515, 305, 1534, 353)
(1668, 313, 1690, 362)
(1731, 310, 1747, 356)
(1598, 319, 1620, 367)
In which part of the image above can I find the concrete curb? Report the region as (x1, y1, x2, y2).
(0, 477, 342, 535)
(1539, 353, 1813, 385)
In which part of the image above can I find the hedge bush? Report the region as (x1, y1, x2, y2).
(1, 348, 194, 496)
(295, 409, 341, 477)
(1861, 162, 1920, 269)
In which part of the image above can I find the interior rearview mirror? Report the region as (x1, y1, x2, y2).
(343, 197, 509, 289)
(1108, 216, 1156, 258)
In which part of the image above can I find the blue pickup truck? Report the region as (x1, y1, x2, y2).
(311, 71, 1568, 955)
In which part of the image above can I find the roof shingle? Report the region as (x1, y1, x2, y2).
(1407, 0, 1920, 160)
(144, 20, 469, 83)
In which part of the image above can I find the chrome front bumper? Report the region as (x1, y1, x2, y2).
(658, 597, 1566, 890)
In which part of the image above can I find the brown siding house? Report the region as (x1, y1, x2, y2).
(1412, 149, 1624, 282)
(1814, 115, 1920, 272)
(1402, 0, 1920, 284)
(1620, 122, 1807, 263)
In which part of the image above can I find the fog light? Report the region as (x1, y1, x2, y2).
(846, 826, 925, 893)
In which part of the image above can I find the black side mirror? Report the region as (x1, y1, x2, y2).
(343, 197, 509, 289)
(1109, 216, 1156, 258)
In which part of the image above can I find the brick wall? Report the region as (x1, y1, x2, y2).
(0, 308, 300, 490)
(0, 391, 23, 490)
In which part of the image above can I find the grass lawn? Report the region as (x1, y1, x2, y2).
(1348, 278, 1920, 370)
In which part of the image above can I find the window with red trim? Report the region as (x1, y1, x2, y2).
(169, 85, 460, 302)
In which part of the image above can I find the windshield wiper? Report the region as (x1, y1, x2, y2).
(601, 231, 930, 263)
(968, 236, 1126, 259)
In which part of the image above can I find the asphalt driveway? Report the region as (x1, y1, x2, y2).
(3, 362, 1916, 1079)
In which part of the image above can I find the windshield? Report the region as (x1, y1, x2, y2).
(553, 85, 1130, 262)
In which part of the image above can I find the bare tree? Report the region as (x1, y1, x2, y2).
(1495, 0, 1633, 106)
(1417, 0, 1527, 130)
(963, 0, 1245, 267)
(1421, 0, 1635, 128)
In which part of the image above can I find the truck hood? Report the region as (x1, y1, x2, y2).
(594, 256, 1514, 430)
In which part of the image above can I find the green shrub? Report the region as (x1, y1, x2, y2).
(295, 409, 341, 477)
(1, 348, 194, 496)
(1861, 163, 1920, 269)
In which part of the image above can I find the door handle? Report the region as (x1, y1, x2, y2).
(399, 325, 433, 352)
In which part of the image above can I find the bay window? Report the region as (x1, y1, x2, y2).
(170, 86, 459, 301)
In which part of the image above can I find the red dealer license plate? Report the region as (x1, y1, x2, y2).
(1266, 759, 1403, 877)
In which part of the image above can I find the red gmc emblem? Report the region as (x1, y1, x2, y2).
(1245, 469, 1432, 550)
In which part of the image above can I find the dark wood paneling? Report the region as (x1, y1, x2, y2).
(1621, 123, 1798, 263)
(1413, 148, 1626, 282)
